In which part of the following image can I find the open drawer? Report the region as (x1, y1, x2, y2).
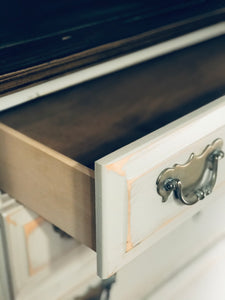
(0, 34, 225, 278)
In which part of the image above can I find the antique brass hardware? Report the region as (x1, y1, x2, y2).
(156, 139, 224, 205)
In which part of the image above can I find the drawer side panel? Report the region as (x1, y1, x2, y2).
(0, 123, 95, 249)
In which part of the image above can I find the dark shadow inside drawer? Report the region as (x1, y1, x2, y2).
(1, 35, 225, 169)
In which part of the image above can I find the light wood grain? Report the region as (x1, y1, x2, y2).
(0, 123, 95, 249)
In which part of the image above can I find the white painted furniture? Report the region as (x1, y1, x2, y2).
(96, 98, 225, 277)
(0, 193, 100, 300)
(2, 190, 225, 299)
(146, 228, 225, 300)
(0, 23, 225, 282)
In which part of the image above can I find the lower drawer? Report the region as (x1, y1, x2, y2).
(147, 228, 225, 300)
(0, 195, 98, 300)
(2, 190, 225, 300)
(0, 33, 225, 277)
(111, 193, 225, 300)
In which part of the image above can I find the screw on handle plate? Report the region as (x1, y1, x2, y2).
(156, 139, 224, 205)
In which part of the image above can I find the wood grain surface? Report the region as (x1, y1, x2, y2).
(1, 1, 225, 95)
(0, 123, 95, 248)
(1, 35, 225, 169)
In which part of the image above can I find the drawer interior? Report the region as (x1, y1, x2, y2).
(0, 35, 225, 251)
(1, 35, 225, 170)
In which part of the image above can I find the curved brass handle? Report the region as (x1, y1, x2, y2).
(156, 139, 224, 205)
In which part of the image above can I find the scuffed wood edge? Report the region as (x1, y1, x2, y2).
(95, 162, 128, 278)
(0, 123, 96, 249)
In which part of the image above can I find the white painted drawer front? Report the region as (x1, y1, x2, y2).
(0, 195, 86, 299)
(147, 235, 225, 300)
(96, 97, 225, 278)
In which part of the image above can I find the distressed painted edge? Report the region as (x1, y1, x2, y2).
(95, 96, 225, 278)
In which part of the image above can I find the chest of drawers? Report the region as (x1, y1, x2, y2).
(1, 24, 225, 280)
(1, 0, 225, 282)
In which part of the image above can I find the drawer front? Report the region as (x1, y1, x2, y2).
(147, 235, 225, 300)
(96, 97, 225, 278)
(0, 196, 81, 297)
(111, 193, 225, 300)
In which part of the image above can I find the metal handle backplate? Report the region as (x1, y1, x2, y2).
(156, 139, 224, 205)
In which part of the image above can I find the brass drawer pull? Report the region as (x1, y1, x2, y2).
(156, 139, 224, 205)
